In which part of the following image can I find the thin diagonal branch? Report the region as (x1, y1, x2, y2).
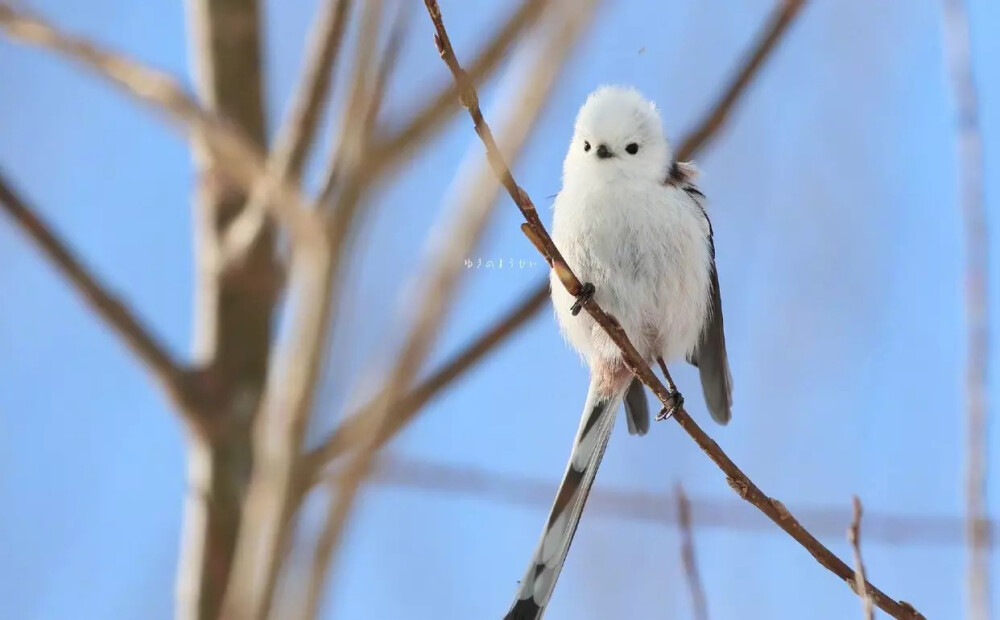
(423, 2, 923, 617)
(0, 172, 197, 423)
(677, 483, 709, 620)
(675, 0, 805, 161)
(303, 0, 807, 489)
(941, 1, 990, 618)
(849, 496, 876, 620)
(0, 4, 321, 248)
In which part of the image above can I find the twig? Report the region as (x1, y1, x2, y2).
(940, 1, 991, 618)
(0, 4, 321, 248)
(0, 172, 196, 424)
(371, 455, 997, 548)
(423, 2, 923, 617)
(302, 0, 807, 485)
(677, 483, 709, 620)
(849, 496, 875, 620)
(300, 7, 594, 616)
(675, 0, 805, 161)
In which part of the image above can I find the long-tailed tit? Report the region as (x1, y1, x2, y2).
(505, 85, 733, 619)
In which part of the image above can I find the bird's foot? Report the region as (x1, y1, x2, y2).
(655, 390, 684, 421)
(570, 282, 595, 316)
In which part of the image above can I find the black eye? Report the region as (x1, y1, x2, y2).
(626, 142, 639, 155)
(584, 141, 591, 152)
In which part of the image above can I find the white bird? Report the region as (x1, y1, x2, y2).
(505, 85, 733, 619)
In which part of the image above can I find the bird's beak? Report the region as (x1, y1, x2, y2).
(596, 144, 614, 159)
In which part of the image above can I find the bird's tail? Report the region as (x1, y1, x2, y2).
(504, 376, 627, 620)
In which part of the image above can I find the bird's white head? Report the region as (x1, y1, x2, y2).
(563, 86, 670, 186)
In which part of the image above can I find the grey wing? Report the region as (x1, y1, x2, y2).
(683, 183, 733, 424)
(623, 378, 650, 436)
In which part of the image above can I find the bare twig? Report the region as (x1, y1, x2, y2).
(300, 7, 594, 616)
(675, 0, 805, 161)
(423, 2, 923, 617)
(0, 172, 197, 423)
(849, 496, 876, 620)
(941, 1, 991, 618)
(677, 483, 709, 620)
(0, 4, 320, 247)
(372, 455, 998, 548)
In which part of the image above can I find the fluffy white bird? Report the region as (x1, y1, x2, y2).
(505, 85, 733, 619)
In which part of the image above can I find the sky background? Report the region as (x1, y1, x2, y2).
(2, 0, 1000, 618)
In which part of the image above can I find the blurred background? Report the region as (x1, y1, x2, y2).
(1, 0, 998, 618)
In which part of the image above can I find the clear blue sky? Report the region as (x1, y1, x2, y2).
(2, 0, 999, 618)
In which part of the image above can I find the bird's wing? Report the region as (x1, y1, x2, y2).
(623, 377, 650, 436)
(669, 162, 733, 424)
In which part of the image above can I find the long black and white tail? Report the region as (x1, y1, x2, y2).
(504, 377, 626, 619)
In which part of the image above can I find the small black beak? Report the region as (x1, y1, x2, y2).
(596, 144, 613, 159)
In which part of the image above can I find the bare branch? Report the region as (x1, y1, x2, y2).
(940, 0, 991, 618)
(0, 4, 321, 247)
(300, 8, 594, 616)
(422, 2, 923, 617)
(849, 496, 876, 620)
(677, 483, 709, 620)
(0, 172, 197, 424)
(675, 0, 805, 161)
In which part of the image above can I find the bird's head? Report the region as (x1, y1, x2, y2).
(563, 86, 671, 185)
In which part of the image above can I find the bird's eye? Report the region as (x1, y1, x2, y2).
(583, 141, 591, 152)
(626, 142, 639, 155)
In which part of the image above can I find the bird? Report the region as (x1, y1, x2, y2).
(504, 85, 733, 619)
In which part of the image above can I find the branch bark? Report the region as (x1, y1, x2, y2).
(940, 0, 990, 618)
(422, 1, 923, 617)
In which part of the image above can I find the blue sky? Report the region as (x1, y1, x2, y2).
(2, 0, 999, 618)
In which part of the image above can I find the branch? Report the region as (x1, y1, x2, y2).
(0, 4, 321, 248)
(849, 496, 875, 620)
(677, 483, 709, 620)
(423, 2, 923, 617)
(0, 172, 196, 423)
(675, 0, 805, 161)
(299, 7, 594, 616)
(940, 0, 990, 618)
